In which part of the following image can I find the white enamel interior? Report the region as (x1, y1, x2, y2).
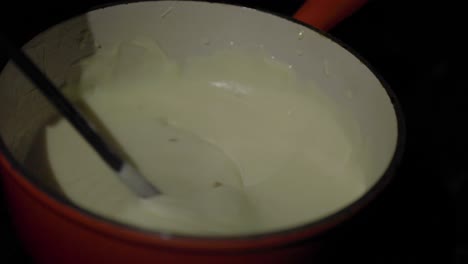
(0, 1, 398, 233)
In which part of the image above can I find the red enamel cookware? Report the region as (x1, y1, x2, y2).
(0, 1, 404, 263)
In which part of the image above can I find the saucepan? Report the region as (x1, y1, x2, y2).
(0, 0, 404, 263)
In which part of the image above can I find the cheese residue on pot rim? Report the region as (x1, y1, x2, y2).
(29, 37, 367, 236)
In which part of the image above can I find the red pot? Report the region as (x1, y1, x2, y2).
(0, 1, 404, 263)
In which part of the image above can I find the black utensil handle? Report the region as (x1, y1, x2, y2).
(0, 33, 123, 171)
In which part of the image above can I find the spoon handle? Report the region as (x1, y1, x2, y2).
(0, 33, 160, 198)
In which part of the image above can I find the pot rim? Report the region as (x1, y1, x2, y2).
(0, 0, 406, 252)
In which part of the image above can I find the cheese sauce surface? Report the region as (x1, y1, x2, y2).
(30, 38, 367, 235)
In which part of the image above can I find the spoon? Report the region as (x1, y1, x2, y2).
(0, 33, 161, 198)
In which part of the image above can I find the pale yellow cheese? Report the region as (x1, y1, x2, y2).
(36, 38, 367, 235)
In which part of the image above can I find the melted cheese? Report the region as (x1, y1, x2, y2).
(33, 38, 367, 235)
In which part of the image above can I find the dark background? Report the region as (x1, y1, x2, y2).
(0, 0, 464, 263)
